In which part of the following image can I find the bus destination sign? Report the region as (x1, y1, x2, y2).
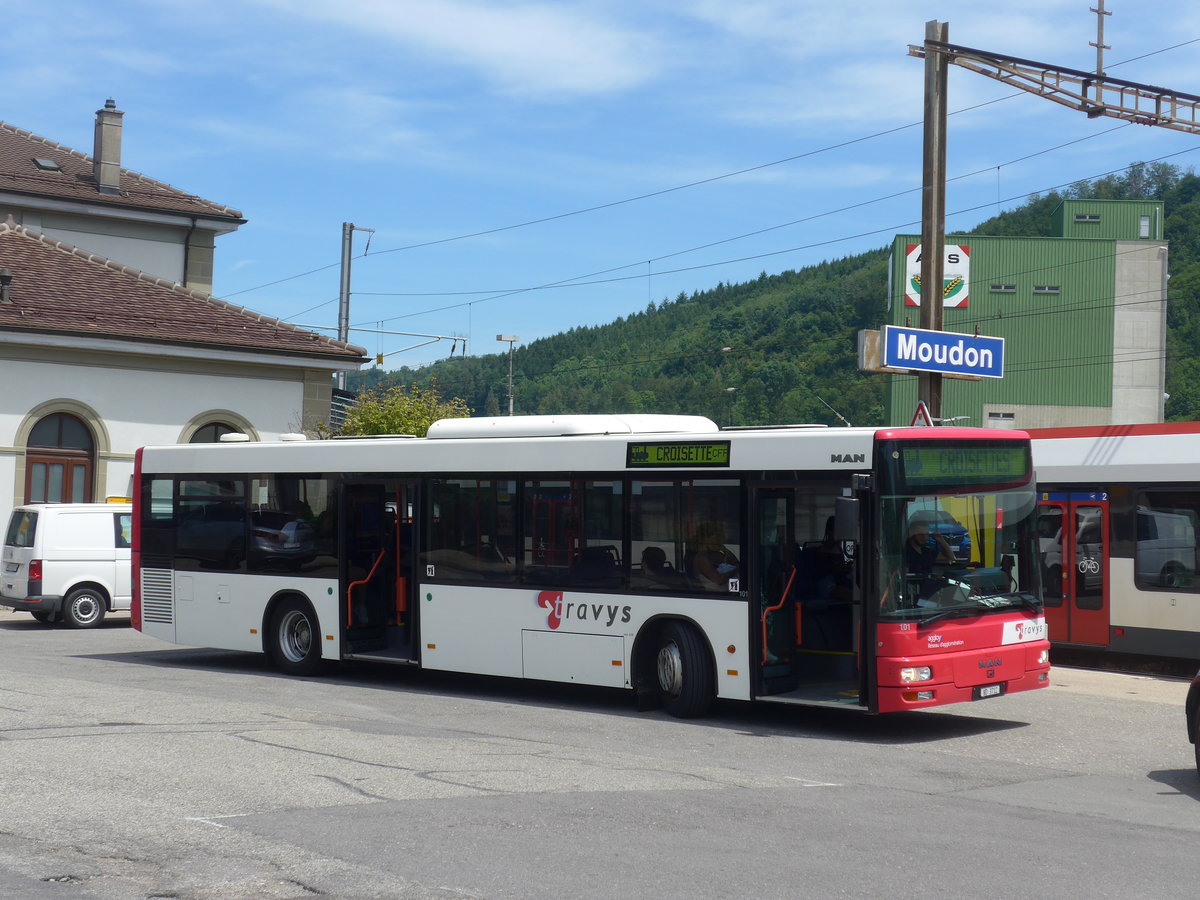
(902, 445, 1028, 486)
(627, 441, 731, 468)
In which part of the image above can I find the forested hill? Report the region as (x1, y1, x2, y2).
(351, 163, 1200, 426)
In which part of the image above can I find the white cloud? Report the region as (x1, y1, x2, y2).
(253, 0, 663, 98)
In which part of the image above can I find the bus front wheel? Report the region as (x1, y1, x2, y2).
(655, 621, 714, 718)
(268, 598, 323, 676)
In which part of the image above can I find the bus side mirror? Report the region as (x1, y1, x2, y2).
(834, 496, 859, 543)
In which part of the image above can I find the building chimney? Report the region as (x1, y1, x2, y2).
(93, 99, 124, 195)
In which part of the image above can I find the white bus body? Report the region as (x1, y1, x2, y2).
(134, 415, 1049, 715)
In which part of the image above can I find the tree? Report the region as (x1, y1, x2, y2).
(339, 383, 470, 437)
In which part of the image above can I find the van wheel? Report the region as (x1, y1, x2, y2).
(655, 621, 714, 718)
(268, 598, 323, 676)
(62, 588, 106, 629)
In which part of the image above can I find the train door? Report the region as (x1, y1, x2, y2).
(1037, 492, 1110, 646)
(343, 480, 417, 661)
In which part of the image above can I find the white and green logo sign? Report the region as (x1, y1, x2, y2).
(904, 244, 970, 308)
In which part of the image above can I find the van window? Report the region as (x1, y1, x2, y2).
(5, 510, 37, 548)
(115, 513, 131, 549)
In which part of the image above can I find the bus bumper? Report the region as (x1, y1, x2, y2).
(875, 642, 1051, 713)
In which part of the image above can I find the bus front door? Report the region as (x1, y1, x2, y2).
(1038, 493, 1110, 646)
(753, 487, 864, 709)
(343, 481, 417, 661)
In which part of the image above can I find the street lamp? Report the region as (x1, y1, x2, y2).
(497, 334, 519, 416)
(723, 387, 736, 427)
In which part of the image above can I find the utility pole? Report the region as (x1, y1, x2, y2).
(497, 334, 519, 415)
(1089, 1, 1111, 93)
(918, 20, 949, 423)
(335, 222, 374, 391)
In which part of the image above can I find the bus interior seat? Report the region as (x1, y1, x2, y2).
(572, 545, 620, 587)
(640, 546, 688, 590)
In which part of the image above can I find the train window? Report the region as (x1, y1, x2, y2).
(1134, 492, 1200, 590)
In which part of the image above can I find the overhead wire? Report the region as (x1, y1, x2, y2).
(217, 35, 1200, 368)
(349, 124, 1133, 303)
(229, 91, 1038, 311)
(471, 237, 1195, 389)
(337, 143, 1198, 337)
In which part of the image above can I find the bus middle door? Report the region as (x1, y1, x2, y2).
(755, 488, 796, 683)
(343, 481, 417, 660)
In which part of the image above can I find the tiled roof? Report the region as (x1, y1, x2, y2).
(0, 220, 365, 362)
(0, 120, 244, 222)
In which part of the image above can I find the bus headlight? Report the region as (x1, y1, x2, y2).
(1038, 649, 1050, 665)
(900, 666, 932, 683)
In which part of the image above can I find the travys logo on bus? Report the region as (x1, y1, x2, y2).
(537, 591, 631, 630)
(1002, 618, 1047, 644)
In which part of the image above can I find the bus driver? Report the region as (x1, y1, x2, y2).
(906, 515, 955, 578)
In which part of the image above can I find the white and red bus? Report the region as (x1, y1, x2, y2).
(131, 414, 1049, 716)
(1031, 422, 1200, 659)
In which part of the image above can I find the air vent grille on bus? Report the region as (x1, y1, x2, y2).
(140, 568, 175, 624)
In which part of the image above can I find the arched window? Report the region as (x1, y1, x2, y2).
(26, 413, 95, 503)
(190, 422, 237, 443)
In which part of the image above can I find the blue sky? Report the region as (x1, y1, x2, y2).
(3, 0, 1199, 368)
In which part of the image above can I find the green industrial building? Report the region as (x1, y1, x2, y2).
(884, 198, 1167, 428)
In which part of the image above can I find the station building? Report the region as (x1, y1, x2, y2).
(884, 198, 1167, 429)
(0, 101, 366, 525)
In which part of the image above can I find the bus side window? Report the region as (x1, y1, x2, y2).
(425, 479, 517, 584)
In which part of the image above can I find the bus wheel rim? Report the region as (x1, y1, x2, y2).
(657, 640, 683, 698)
(280, 610, 312, 662)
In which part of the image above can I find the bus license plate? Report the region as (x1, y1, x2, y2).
(974, 683, 1004, 700)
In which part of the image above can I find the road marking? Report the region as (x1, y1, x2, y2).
(785, 776, 841, 787)
(184, 814, 248, 829)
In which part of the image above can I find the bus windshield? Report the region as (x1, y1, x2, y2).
(878, 439, 1041, 622)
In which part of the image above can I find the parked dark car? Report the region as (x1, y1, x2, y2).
(1188, 668, 1200, 775)
(927, 510, 972, 563)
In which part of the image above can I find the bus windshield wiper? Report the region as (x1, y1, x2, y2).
(915, 606, 985, 628)
(1010, 592, 1042, 614)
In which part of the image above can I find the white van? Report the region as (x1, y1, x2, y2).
(0, 503, 132, 628)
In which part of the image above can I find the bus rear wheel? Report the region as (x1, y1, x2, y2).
(268, 598, 323, 676)
(655, 621, 714, 718)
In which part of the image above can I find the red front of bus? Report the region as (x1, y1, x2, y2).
(871, 429, 1050, 713)
(875, 613, 1049, 713)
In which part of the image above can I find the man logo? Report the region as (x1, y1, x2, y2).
(831, 453, 866, 464)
